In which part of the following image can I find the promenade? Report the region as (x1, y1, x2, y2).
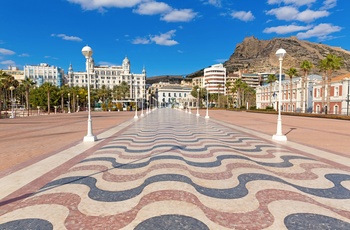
(0, 109, 350, 229)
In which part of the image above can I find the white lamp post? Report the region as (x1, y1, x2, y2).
(141, 82, 144, 117)
(134, 82, 138, 119)
(9, 86, 15, 118)
(205, 81, 209, 119)
(272, 48, 287, 141)
(196, 88, 200, 116)
(82, 45, 97, 142)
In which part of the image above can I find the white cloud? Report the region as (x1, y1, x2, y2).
(51, 34, 82, 42)
(296, 23, 341, 40)
(267, 7, 329, 22)
(0, 48, 15, 55)
(204, 0, 222, 7)
(133, 1, 171, 15)
(150, 30, 178, 46)
(0, 60, 16, 66)
(267, 0, 316, 6)
(132, 30, 179, 46)
(161, 9, 197, 22)
(263, 24, 312, 34)
(296, 9, 329, 23)
(267, 6, 299, 21)
(66, 0, 142, 10)
(231, 11, 255, 22)
(132, 37, 151, 45)
(321, 0, 337, 10)
(19, 53, 30, 57)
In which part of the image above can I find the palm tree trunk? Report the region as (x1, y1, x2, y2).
(300, 76, 304, 113)
(47, 92, 51, 115)
(290, 80, 293, 112)
(26, 90, 30, 116)
(321, 75, 326, 113)
(326, 76, 332, 114)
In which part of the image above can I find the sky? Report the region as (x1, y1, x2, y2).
(0, 0, 348, 77)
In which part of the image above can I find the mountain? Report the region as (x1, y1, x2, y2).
(224, 36, 350, 74)
(146, 75, 184, 84)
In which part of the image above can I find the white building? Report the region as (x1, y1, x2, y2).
(204, 64, 226, 95)
(67, 56, 146, 99)
(256, 74, 322, 112)
(157, 85, 193, 108)
(24, 63, 65, 87)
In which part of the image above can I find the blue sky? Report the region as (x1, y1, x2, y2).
(0, 0, 348, 77)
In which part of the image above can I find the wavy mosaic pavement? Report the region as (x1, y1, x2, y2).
(1, 109, 350, 229)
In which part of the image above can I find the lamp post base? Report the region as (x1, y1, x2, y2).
(272, 134, 287, 141)
(205, 115, 209, 119)
(84, 135, 97, 142)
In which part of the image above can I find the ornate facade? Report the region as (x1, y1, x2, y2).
(67, 57, 146, 99)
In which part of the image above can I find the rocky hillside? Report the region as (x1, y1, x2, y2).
(224, 36, 350, 74)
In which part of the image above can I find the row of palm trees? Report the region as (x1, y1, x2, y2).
(191, 79, 255, 109)
(266, 54, 343, 113)
(0, 71, 133, 118)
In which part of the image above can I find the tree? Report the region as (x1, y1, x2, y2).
(232, 78, 248, 108)
(285, 67, 298, 112)
(300, 60, 313, 113)
(225, 81, 232, 108)
(58, 85, 69, 113)
(22, 77, 36, 116)
(0, 71, 19, 118)
(117, 81, 130, 99)
(321, 54, 343, 114)
(266, 74, 277, 107)
(41, 82, 56, 114)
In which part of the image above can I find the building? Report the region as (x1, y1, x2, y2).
(24, 63, 65, 87)
(157, 84, 193, 108)
(67, 56, 146, 99)
(2, 66, 24, 82)
(313, 73, 350, 115)
(256, 74, 322, 112)
(204, 64, 226, 95)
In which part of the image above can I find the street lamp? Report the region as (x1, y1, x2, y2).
(346, 78, 350, 116)
(272, 48, 287, 141)
(82, 45, 97, 142)
(196, 88, 200, 116)
(205, 81, 209, 119)
(68, 93, 71, 113)
(9, 86, 15, 118)
(141, 82, 144, 117)
(134, 82, 138, 119)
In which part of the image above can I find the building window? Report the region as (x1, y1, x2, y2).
(335, 87, 339, 96)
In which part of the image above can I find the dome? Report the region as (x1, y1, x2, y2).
(123, 56, 130, 64)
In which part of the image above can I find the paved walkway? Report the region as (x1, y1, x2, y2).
(0, 109, 350, 229)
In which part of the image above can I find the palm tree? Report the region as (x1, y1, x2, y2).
(217, 84, 222, 107)
(285, 67, 298, 112)
(318, 59, 327, 113)
(41, 82, 56, 114)
(225, 81, 232, 108)
(232, 78, 248, 108)
(0, 71, 19, 117)
(118, 81, 130, 99)
(22, 77, 36, 116)
(266, 74, 277, 107)
(300, 60, 313, 113)
(58, 85, 69, 113)
(321, 54, 343, 114)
